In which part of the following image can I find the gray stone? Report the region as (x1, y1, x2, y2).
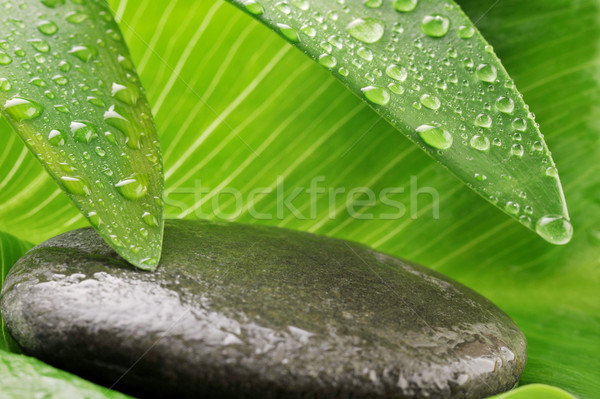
(1, 220, 526, 398)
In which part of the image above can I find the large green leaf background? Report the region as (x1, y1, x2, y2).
(0, 0, 598, 397)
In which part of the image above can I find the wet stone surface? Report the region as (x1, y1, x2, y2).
(1, 220, 526, 398)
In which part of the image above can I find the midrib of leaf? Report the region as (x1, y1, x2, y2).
(0, 0, 164, 269)
(227, 0, 573, 246)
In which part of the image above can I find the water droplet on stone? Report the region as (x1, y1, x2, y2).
(416, 125, 453, 150)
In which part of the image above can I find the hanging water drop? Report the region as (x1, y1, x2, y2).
(536, 215, 573, 245)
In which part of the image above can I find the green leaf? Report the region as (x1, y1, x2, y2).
(489, 384, 577, 399)
(0, 0, 598, 397)
(226, 0, 572, 245)
(0, 230, 131, 398)
(0, 0, 164, 270)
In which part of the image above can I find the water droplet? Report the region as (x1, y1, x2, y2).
(511, 143, 524, 157)
(458, 25, 474, 39)
(470, 134, 490, 151)
(68, 45, 98, 62)
(52, 75, 68, 85)
(112, 82, 140, 105)
(474, 113, 492, 128)
(3, 97, 44, 120)
(505, 201, 520, 215)
(104, 105, 141, 149)
(416, 125, 453, 150)
(420, 94, 440, 110)
(70, 120, 98, 143)
(87, 96, 105, 107)
(0, 78, 10, 91)
(38, 20, 58, 35)
(61, 176, 90, 196)
(242, 0, 264, 15)
(495, 96, 514, 113)
(48, 129, 67, 146)
(546, 166, 558, 177)
(512, 118, 527, 131)
(291, 0, 309, 10)
(318, 54, 336, 69)
(385, 64, 407, 82)
(476, 63, 497, 83)
(116, 174, 148, 200)
(346, 18, 385, 44)
(0, 51, 13, 65)
(29, 39, 50, 53)
(393, 0, 417, 12)
(421, 14, 450, 38)
(275, 1, 291, 14)
(87, 211, 101, 228)
(142, 211, 159, 227)
(536, 215, 573, 245)
(357, 47, 373, 61)
(277, 23, 299, 43)
(363, 0, 382, 8)
(66, 11, 88, 24)
(301, 25, 316, 37)
(361, 85, 390, 105)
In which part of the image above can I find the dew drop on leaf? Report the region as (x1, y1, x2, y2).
(393, 0, 417, 13)
(242, 0, 264, 15)
(361, 85, 390, 105)
(458, 25, 474, 39)
(48, 129, 67, 146)
(420, 14, 450, 38)
(386, 64, 407, 82)
(363, 0, 382, 9)
(318, 54, 337, 69)
(41, 0, 65, 8)
(416, 125, 453, 150)
(420, 94, 441, 110)
(505, 201, 520, 215)
(474, 113, 492, 128)
(61, 176, 90, 196)
(142, 211, 159, 227)
(70, 121, 98, 143)
(66, 11, 89, 24)
(346, 18, 385, 44)
(476, 63, 498, 83)
(0, 78, 12, 91)
(495, 96, 514, 113)
(536, 215, 573, 245)
(0, 51, 13, 65)
(511, 143, 524, 157)
(277, 23, 300, 43)
(37, 20, 58, 35)
(512, 117, 527, 131)
(3, 97, 44, 120)
(470, 134, 490, 151)
(115, 174, 149, 200)
(112, 82, 140, 105)
(68, 45, 98, 62)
